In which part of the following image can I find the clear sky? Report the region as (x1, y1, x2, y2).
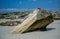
(0, 0, 60, 10)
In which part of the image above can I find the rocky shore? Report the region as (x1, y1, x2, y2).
(0, 21, 21, 26)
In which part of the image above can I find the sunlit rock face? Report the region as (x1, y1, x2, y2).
(33, 8, 50, 20)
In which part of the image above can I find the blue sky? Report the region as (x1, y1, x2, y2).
(0, 0, 60, 10)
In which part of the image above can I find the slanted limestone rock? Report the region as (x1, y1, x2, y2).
(11, 8, 54, 34)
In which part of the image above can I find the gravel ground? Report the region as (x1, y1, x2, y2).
(0, 20, 60, 39)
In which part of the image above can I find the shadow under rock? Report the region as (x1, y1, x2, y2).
(23, 28, 55, 34)
(46, 28, 55, 31)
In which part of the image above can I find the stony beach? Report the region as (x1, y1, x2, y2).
(0, 20, 60, 39)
